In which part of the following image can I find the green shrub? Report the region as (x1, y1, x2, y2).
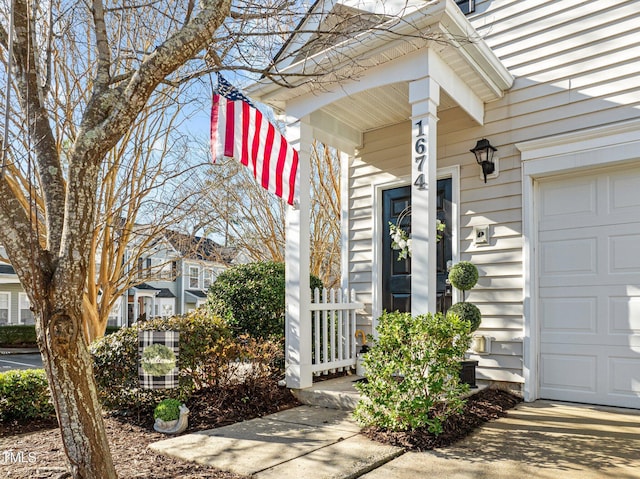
(154, 398, 182, 421)
(353, 311, 472, 434)
(207, 261, 323, 340)
(448, 261, 479, 292)
(0, 369, 55, 421)
(105, 326, 121, 335)
(91, 309, 233, 410)
(447, 302, 482, 332)
(0, 325, 37, 347)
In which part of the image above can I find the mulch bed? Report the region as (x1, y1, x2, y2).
(1, 384, 521, 478)
(362, 387, 522, 451)
(1, 383, 298, 479)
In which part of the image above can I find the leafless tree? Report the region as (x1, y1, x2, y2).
(186, 140, 342, 288)
(0, 0, 466, 476)
(0, 1, 235, 477)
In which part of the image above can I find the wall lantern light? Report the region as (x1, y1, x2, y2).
(470, 139, 497, 183)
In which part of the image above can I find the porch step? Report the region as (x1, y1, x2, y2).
(292, 375, 362, 411)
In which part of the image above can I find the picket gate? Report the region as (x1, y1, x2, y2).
(309, 288, 363, 375)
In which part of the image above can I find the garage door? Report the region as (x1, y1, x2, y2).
(537, 165, 640, 408)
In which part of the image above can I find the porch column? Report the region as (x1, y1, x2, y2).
(409, 77, 440, 315)
(285, 117, 313, 389)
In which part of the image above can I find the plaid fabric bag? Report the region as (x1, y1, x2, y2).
(138, 330, 180, 389)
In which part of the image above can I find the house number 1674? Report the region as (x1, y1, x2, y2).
(414, 119, 427, 190)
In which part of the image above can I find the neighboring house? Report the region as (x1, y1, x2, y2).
(109, 231, 238, 326)
(0, 263, 34, 326)
(249, 0, 640, 409)
(0, 233, 238, 328)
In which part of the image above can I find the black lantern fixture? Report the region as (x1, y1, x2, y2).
(470, 139, 497, 183)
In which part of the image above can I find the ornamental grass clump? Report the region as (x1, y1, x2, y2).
(353, 311, 472, 434)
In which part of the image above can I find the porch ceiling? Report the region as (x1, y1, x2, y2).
(320, 82, 456, 133)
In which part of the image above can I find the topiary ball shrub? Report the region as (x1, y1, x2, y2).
(447, 301, 482, 332)
(154, 399, 182, 421)
(206, 261, 323, 340)
(448, 261, 479, 292)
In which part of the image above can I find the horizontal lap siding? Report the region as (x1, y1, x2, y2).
(347, 0, 640, 385)
(451, 0, 638, 384)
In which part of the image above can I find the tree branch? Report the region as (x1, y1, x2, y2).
(91, 0, 112, 91)
(11, 0, 65, 254)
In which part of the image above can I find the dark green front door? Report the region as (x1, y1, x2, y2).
(381, 178, 453, 314)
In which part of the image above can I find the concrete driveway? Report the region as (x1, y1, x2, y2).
(361, 400, 640, 479)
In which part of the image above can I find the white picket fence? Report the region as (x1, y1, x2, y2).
(310, 288, 363, 375)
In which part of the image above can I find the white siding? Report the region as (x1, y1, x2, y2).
(346, 0, 640, 386)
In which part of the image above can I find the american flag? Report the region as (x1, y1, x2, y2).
(211, 75, 299, 206)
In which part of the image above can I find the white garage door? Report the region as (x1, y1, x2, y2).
(537, 165, 640, 409)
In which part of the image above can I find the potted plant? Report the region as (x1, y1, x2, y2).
(447, 261, 481, 388)
(153, 398, 190, 434)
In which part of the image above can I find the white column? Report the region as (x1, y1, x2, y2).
(340, 151, 350, 291)
(285, 118, 313, 389)
(409, 77, 440, 315)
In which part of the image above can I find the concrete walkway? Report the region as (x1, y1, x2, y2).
(150, 397, 640, 479)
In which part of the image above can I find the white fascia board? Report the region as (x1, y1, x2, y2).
(275, 0, 338, 72)
(285, 45, 485, 124)
(427, 49, 484, 124)
(275, 0, 425, 72)
(439, 0, 513, 94)
(250, 0, 512, 106)
(286, 48, 430, 118)
(247, 1, 448, 101)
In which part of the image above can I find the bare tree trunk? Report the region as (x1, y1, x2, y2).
(37, 306, 117, 479)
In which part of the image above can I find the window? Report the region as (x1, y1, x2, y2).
(189, 266, 200, 289)
(456, 0, 475, 14)
(157, 299, 174, 319)
(203, 268, 216, 290)
(19, 293, 34, 325)
(158, 260, 173, 280)
(0, 292, 9, 325)
(107, 297, 122, 327)
(137, 257, 152, 278)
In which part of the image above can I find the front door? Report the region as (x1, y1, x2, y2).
(381, 179, 453, 314)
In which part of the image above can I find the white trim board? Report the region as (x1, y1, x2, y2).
(517, 118, 640, 403)
(371, 165, 460, 331)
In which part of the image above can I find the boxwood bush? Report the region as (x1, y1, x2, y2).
(354, 311, 472, 434)
(91, 309, 232, 410)
(207, 261, 323, 340)
(0, 369, 55, 421)
(0, 325, 38, 347)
